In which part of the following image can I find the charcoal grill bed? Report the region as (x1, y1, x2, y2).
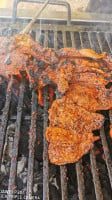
(0, 16, 112, 200)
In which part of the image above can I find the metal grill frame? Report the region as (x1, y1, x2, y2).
(0, 19, 112, 200)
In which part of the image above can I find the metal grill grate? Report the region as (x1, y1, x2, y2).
(40, 29, 112, 200)
(0, 22, 112, 200)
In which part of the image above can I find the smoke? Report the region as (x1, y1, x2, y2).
(86, 0, 112, 13)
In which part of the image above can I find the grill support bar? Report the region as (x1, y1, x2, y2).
(0, 79, 13, 165)
(43, 86, 49, 200)
(60, 165, 67, 200)
(56, 91, 68, 200)
(0, 24, 112, 200)
(100, 126, 112, 189)
(83, 32, 103, 200)
(7, 77, 25, 200)
(90, 148, 103, 200)
(76, 160, 85, 200)
(98, 33, 112, 189)
(26, 90, 37, 198)
(72, 33, 85, 200)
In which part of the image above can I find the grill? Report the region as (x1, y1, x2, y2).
(0, 5, 112, 200)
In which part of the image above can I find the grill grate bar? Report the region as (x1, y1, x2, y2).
(56, 91, 68, 200)
(26, 90, 37, 198)
(88, 32, 97, 51)
(74, 32, 81, 50)
(76, 160, 85, 200)
(0, 78, 13, 164)
(70, 31, 75, 48)
(105, 33, 112, 134)
(0, 25, 112, 200)
(35, 30, 41, 44)
(44, 30, 48, 48)
(48, 30, 54, 48)
(54, 31, 58, 50)
(80, 32, 91, 49)
(39, 32, 50, 200)
(43, 86, 49, 200)
(97, 32, 112, 189)
(96, 32, 104, 53)
(100, 126, 112, 189)
(43, 31, 68, 200)
(35, 28, 112, 200)
(72, 33, 85, 200)
(63, 31, 67, 48)
(0, 115, 31, 121)
(90, 148, 103, 200)
(60, 165, 68, 200)
(97, 32, 111, 53)
(106, 32, 112, 53)
(58, 31, 64, 49)
(79, 32, 84, 49)
(83, 31, 103, 200)
(58, 33, 68, 200)
(89, 32, 101, 53)
(7, 76, 25, 200)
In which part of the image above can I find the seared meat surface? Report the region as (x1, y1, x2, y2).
(0, 34, 58, 105)
(46, 48, 112, 165)
(0, 34, 112, 165)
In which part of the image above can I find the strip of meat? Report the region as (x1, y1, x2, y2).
(0, 34, 58, 78)
(56, 57, 111, 93)
(0, 33, 111, 166)
(46, 127, 99, 144)
(72, 72, 111, 86)
(48, 99, 104, 131)
(46, 48, 112, 165)
(79, 49, 107, 59)
(46, 125, 99, 165)
(48, 138, 98, 165)
(65, 84, 112, 111)
(57, 48, 106, 59)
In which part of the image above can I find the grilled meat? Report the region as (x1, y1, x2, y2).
(0, 34, 58, 78)
(64, 84, 112, 112)
(46, 94, 105, 165)
(48, 140, 98, 165)
(46, 48, 112, 165)
(0, 34, 112, 165)
(0, 37, 27, 77)
(48, 99, 104, 131)
(56, 48, 112, 93)
(0, 34, 58, 105)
